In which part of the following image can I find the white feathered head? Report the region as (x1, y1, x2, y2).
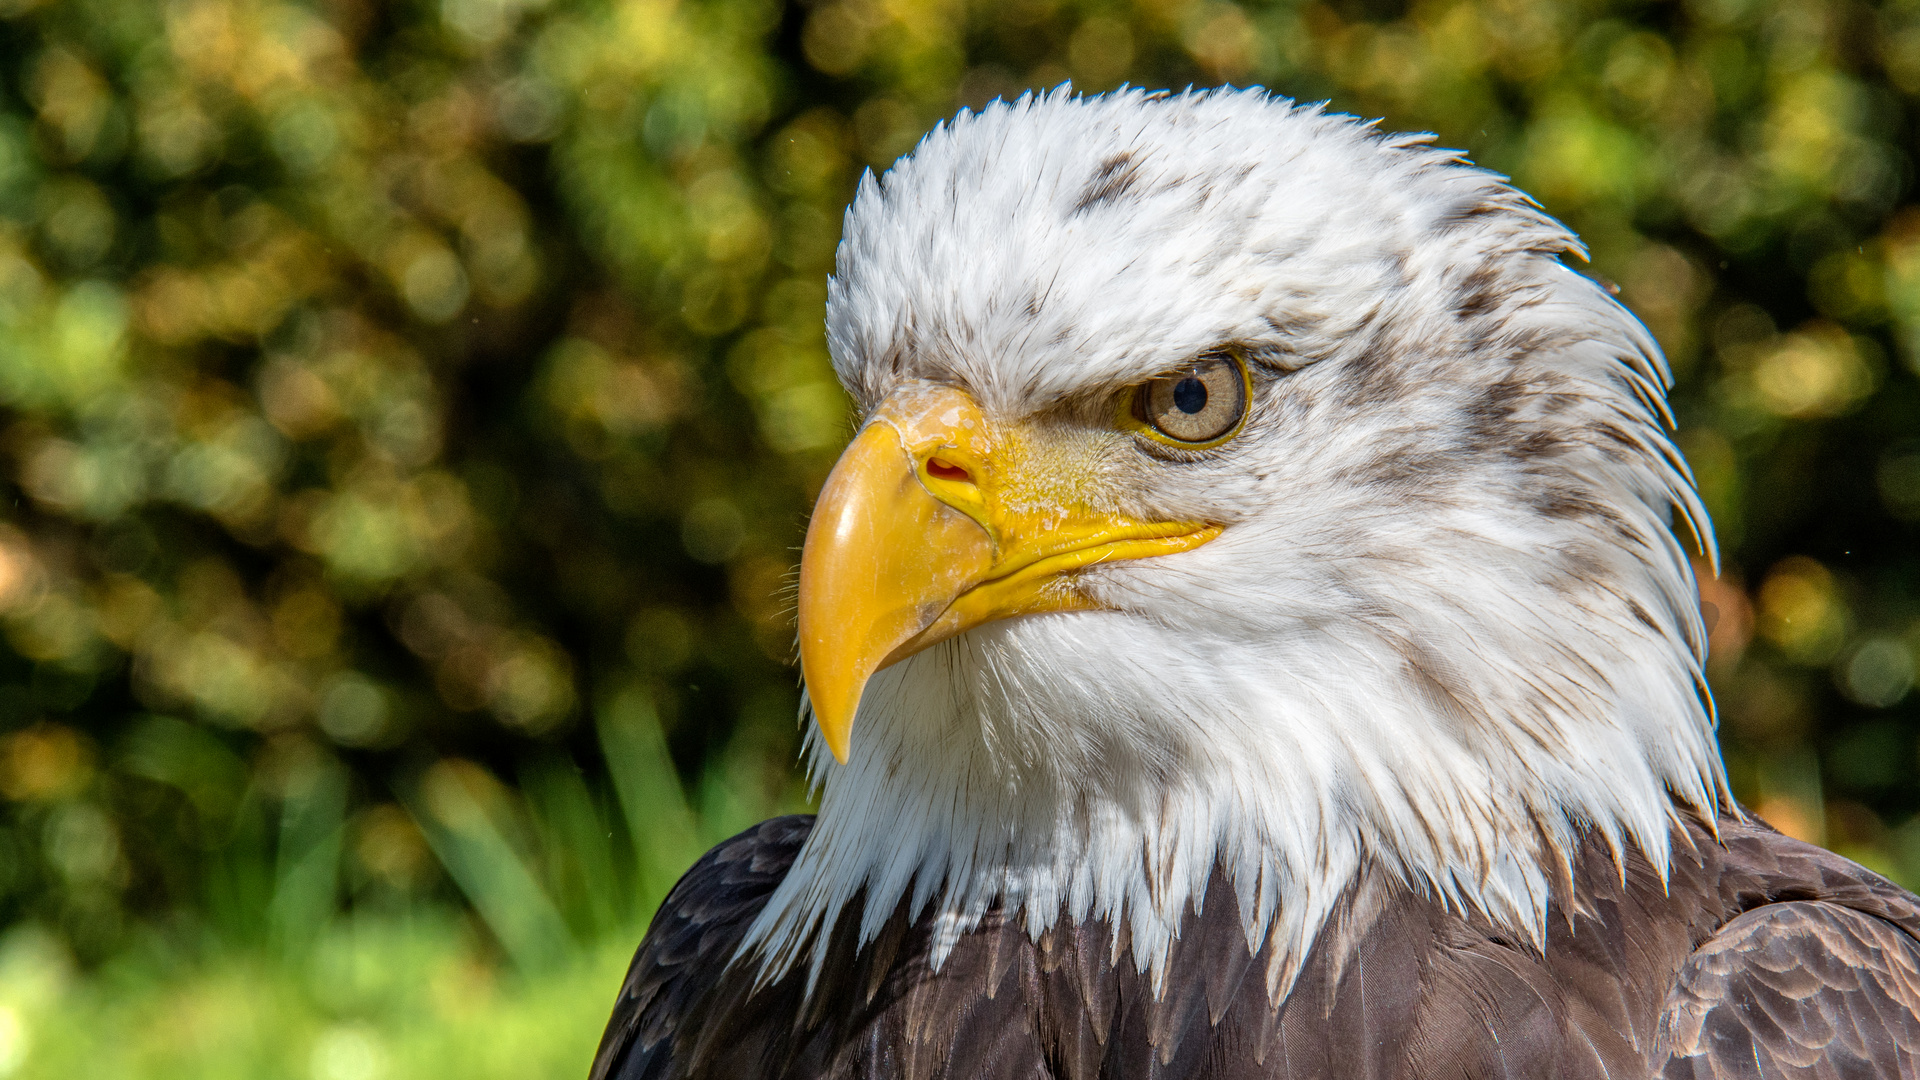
(747, 86, 1733, 995)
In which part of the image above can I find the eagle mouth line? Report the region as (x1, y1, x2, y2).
(978, 521, 1223, 588)
(883, 522, 1223, 665)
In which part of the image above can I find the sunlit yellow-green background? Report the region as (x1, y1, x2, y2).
(0, 0, 1911, 1074)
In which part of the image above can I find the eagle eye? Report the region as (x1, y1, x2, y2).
(1130, 353, 1249, 446)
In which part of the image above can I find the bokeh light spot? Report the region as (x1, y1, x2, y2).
(1841, 640, 1916, 709)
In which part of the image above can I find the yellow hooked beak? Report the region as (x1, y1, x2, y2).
(797, 383, 1221, 762)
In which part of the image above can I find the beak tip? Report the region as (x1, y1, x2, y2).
(819, 717, 853, 764)
(805, 677, 858, 765)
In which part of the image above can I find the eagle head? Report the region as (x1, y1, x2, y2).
(749, 87, 1733, 995)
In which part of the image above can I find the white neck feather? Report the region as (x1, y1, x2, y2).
(742, 498, 1730, 997)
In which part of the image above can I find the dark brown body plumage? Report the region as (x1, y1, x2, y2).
(590, 813, 1920, 1079)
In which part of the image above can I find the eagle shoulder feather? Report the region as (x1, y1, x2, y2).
(1655, 827, 1920, 1077)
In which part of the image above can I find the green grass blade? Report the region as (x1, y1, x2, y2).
(400, 770, 574, 974)
(596, 689, 701, 916)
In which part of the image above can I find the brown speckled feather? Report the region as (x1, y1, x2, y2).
(590, 812, 1920, 1079)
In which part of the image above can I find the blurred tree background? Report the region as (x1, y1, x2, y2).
(0, 0, 1908, 1073)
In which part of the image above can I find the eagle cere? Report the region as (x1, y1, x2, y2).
(592, 88, 1920, 1079)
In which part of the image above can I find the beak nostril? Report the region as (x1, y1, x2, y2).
(926, 458, 971, 483)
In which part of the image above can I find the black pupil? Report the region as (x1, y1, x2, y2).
(1172, 377, 1207, 414)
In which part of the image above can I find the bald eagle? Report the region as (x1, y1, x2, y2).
(591, 89, 1920, 1079)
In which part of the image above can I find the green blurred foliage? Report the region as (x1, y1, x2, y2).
(0, 0, 1908, 1072)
